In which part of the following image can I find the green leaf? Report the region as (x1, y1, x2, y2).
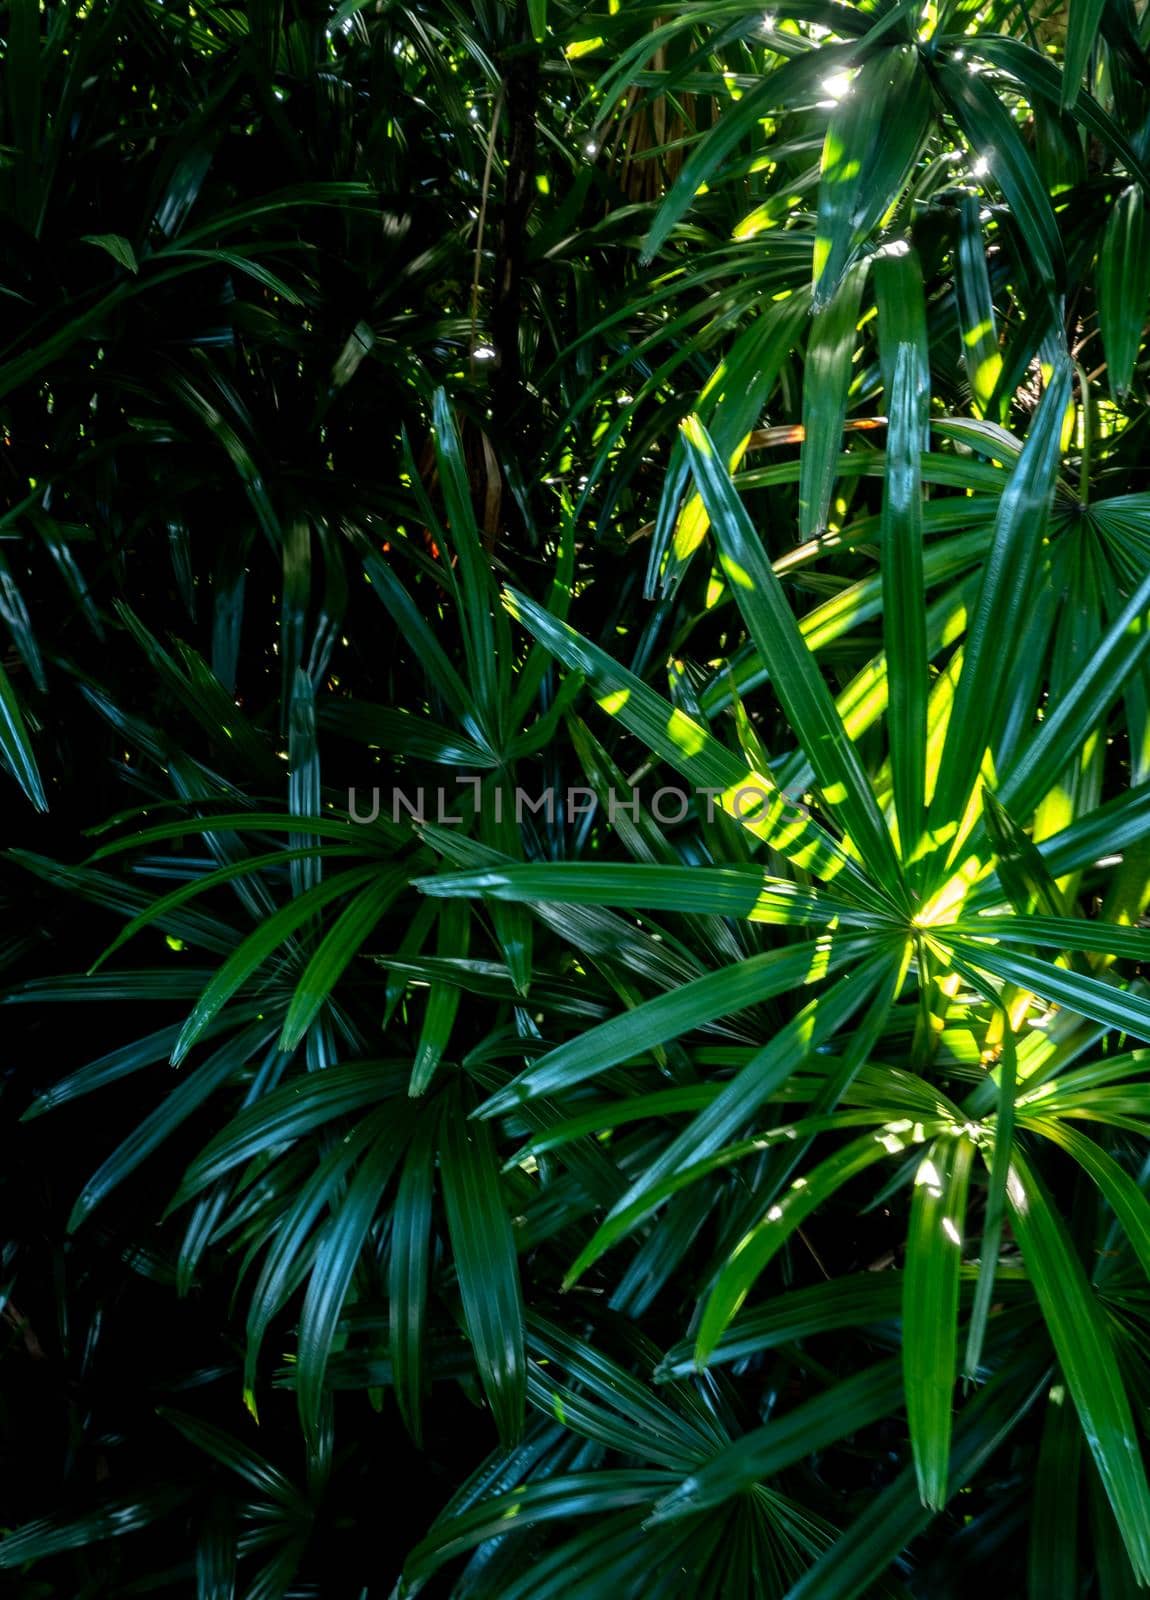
(526, 0, 547, 42)
(195, 1502, 238, 1600)
(390, 1111, 439, 1446)
(682, 412, 904, 899)
(430, 389, 509, 741)
(950, 937, 1150, 1043)
(241, 1108, 393, 1408)
(296, 1114, 409, 1447)
(403, 1472, 675, 1587)
(874, 245, 930, 448)
(81, 232, 140, 272)
(114, 604, 280, 783)
(502, 586, 884, 908)
(696, 1112, 937, 1363)
(641, 45, 857, 263)
(1091, 1456, 1145, 1600)
(410, 899, 469, 1096)
(658, 1273, 905, 1379)
(86, 810, 399, 860)
(981, 790, 1068, 917)
(1004, 1147, 1150, 1580)
(440, 1086, 525, 1445)
(658, 292, 811, 589)
(174, 1060, 408, 1199)
(1004, 560, 1150, 825)
(1029, 1383, 1084, 1596)
(23, 1019, 234, 1119)
(172, 866, 382, 1064)
(904, 1131, 975, 1509)
(0, 1495, 185, 1568)
(87, 845, 367, 973)
(648, 1361, 904, 1522)
(569, 953, 907, 1290)
(416, 861, 873, 928)
(1097, 187, 1150, 401)
(927, 360, 1072, 850)
(799, 260, 869, 540)
(278, 867, 407, 1052)
(976, 35, 1150, 189)
(0, 656, 46, 811)
(70, 1022, 277, 1231)
(159, 1409, 304, 1506)
(319, 701, 494, 762)
(358, 546, 475, 735)
(476, 935, 881, 1118)
(951, 914, 1150, 962)
(1062, 0, 1107, 110)
(640, 3, 913, 262)
(813, 46, 929, 307)
(1026, 1116, 1150, 1279)
(526, 1316, 710, 1471)
(509, 498, 577, 728)
(787, 1358, 1045, 1600)
(956, 194, 1003, 421)
(164, 246, 304, 305)
(963, 1021, 1017, 1379)
(477, 775, 532, 997)
(936, 55, 1065, 293)
(882, 342, 928, 862)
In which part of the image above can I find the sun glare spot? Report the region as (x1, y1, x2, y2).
(721, 554, 756, 592)
(821, 71, 853, 100)
(667, 707, 706, 756)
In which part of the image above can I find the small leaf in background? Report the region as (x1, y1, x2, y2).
(526, 0, 547, 43)
(799, 260, 869, 541)
(1097, 186, 1150, 401)
(956, 194, 1003, 422)
(330, 319, 374, 390)
(82, 232, 139, 272)
(1061, 0, 1107, 111)
(938, 56, 1066, 294)
(1028, 1382, 1083, 1595)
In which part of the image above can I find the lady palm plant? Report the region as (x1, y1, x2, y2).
(5, 0, 1150, 1596)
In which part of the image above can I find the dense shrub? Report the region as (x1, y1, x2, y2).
(4, 1, 1150, 1594)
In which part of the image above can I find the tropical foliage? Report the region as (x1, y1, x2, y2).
(4, 0, 1150, 1594)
